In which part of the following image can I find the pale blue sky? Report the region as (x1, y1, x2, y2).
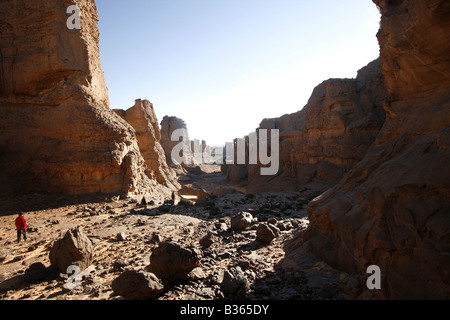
(96, 0, 381, 146)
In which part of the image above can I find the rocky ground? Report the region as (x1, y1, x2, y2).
(0, 166, 370, 301)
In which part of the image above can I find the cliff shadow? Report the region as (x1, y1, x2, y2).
(0, 193, 116, 217)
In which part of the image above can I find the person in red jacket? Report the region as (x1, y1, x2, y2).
(15, 212, 27, 243)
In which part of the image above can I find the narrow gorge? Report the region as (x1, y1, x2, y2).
(0, 0, 448, 301)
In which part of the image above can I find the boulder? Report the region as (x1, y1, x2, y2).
(220, 266, 250, 297)
(112, 270, 163, 300)
(256, 223, 280, 244)
(178, 185, 210, 199)
(147, 241, 203, 282)
(24, 262, 47, 282)
(49, 227, 93, 273)
(231, 212, 256, 232)
(116, 232, 127, 241)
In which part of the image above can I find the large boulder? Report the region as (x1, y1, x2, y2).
(112, 270, 163, 300)
(256, 223, 280, 244)
(147, 241, 203, 283)
(24, 262, 47, 282)
(49, 227, 93, 273)
(231, 212, 256, 232)
(220, 266, 250, 297)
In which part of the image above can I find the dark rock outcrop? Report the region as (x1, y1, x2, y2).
(147, 241, 203, 283)
(112, 270, 164, 300)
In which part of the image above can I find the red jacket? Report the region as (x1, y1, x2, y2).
(15, 216, 27, 230)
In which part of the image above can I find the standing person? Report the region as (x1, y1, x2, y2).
(171, 191, 177, 205)
(15, 212, 27, 243)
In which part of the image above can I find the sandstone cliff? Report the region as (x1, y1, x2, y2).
(160, 116, 190, 168)
(226, 58, 386, 197)
(297, 0, 450, 299)
(0, 0, 155, 197)
(113, 99, 180, 191)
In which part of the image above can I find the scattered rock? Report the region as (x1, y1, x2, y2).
(112, 270, 163, 300)
(199, 232, 217, 248)
(49, 226, 93, 273)
(116, 232, 127, 241)
(136, 219, 146, 226)
(231, 212, 255, 232)
(12, 255, 25, 262)
(186, 267, 206, 281)
(151, 232, 164, 243)
(147, 241, 203, 283)
(256, 223, 280, 244)
(24, 262, 47, 282)
(112, 260, 128, 272)
(220, 266, 250, 297)
(0, 252, 11, 263)
(215, 223, 228, 232)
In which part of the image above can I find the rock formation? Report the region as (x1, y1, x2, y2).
(225, 58, 386, 196)
(160, 116, 214, 170)
(297, 0, 450, 299)
(0, 0, 159, 197)
(147, 241, 203, 283)
(160, 116, 190, 167)
(112, 270, 164, 300)
(49, 226, 93, 273)
(113, 99, 180, 191)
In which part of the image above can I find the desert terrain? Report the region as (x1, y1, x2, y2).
(0, 165, 375, 300)
(0, 0, 448, 301)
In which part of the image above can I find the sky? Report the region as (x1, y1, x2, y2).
(96, 0, 381, 147)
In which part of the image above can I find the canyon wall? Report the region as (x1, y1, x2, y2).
(0, 0, 163, 197)
(298, 0, 450, 299)
(113, 100, 180, 191)
(225, 58, 386, 197)
(160, 116, 190, 168)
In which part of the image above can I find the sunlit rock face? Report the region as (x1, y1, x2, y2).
(160, 115, 194, 171)
(301, 0, 450, 299)
(0, 0, 154, 196)
(113, 99, 180, 191)
(225, 58, 386, 197)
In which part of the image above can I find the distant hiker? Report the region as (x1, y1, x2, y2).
(171, 191, 176, 205)
(141, 196, 148, 209)
(15, 212, 27, 243)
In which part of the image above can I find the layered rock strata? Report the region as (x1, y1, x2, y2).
(160, 116, 213, 169)
(0, 0, 154, 196)
(113, 100, 180, 191)
(160, 116, 190, 168)
(299, 0, 450, 299)
(225, 58, 386, 196)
